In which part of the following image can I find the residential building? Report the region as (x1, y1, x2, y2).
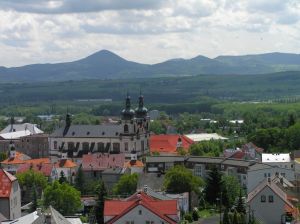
(82, 153, 125, 188)
(104, 191, 179, 224)
(124, 151, 144, 174)
(247, 163, 295, 193)
(49, 94, 150, 159)
(149, 134, 194, 155)
(0, 168, 21, 220)
(247, 176, 298, 224)
(54, 159, 77, 182)
(0, 134, 49, 159)
(262, 153, 293, 169)
(1, 206, 82, 224)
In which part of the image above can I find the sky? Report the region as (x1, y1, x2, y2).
(0, 0, 300, 67)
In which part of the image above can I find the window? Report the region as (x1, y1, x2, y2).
(82, 142, 89, 154)
(68, 142, 75, 150)
(97, 142, 105, 152)
(139, 210, 142, 215)
(141, 140, 145, 152)
(281, 173, 286, 177)
(261, 195, 266, 202)
(54, 141, 57, 149)
(269, 195, 274, 203)
(268, 173, 271, 177)
(194, 165, 202, 177)
(124, 124, 129, 133)
(264, 173, 267, 178)
(124, 142, 129, 151)
(112, 143, 120, 153)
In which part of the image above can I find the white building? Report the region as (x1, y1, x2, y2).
(49, 94, 150, 159)
(262, 153, 293, 169)
(247, 163, 295, 193)
(0, 119, 43, 140)
(247, 176, 298, 224)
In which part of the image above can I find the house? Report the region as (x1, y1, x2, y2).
(0, 120, 43, 140)
(124, 151, 144, 174)
(82, 153, 125, 188)
(54, 159, 77, 182)
(1, 206, 82, 224)
(149, 134, 194, 155)
(17, 162, 56, 180)
(262, 153, 293, 169)
(247, 176, 299, 224)
(224, 142, 264, 161)
(0, 168, 21, 221)
(0, 134, 49, 159)
(247, 163, 295, 193)
(49, 94, 150, 159)
(104, 191, 179, 224)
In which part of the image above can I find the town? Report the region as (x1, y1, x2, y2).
(0, 93, 299, 224)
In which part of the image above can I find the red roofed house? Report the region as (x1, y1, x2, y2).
(16, 162, 56, 180)
(150, 134, 194, 155)
(54, 159, 77, 182)
(0, 168, 21, 221)
(104, 191, 179, 224)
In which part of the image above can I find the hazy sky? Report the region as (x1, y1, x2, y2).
(0, 0, 299, 67)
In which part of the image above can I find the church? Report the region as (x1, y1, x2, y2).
(49, 93, 150, 159)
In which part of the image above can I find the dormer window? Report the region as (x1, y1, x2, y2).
(87, 131, 90, 135)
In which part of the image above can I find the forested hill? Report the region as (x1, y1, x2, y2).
(1, 71, 300, 105)
(0, 50, 300, 82)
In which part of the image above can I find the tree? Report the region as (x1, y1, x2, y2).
(75, 165, 85, 193)
(205, 165, 223, 204)
(16, 170, 48, 203)
(236, 190, 246, 214)
(0, 152, 7, 162)
(164, 165, 204, 194)
(222, 175, 241, 209)
(113, 174, 138, 196)
(43, 181, 81, 215)
(149, 120, 166, 134)
(94, 181, 107, 224)
(59, 171, 67, 184)
(192, 209, 199, 221)
(223, 208, 230, 224)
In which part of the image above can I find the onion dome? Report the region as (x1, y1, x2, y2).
(121, 94, 135, 120)
(135, 92, 148, 118)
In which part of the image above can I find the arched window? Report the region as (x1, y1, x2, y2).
(124, 124, 129, 133)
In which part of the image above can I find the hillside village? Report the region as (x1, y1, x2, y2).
(0, 94, 299, 224)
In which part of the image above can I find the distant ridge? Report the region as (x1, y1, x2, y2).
(0, 50, 300, 83)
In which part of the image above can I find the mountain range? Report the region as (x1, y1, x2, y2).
(0, 50, 300, 82)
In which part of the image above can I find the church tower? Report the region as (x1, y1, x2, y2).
(121, 93, 135, 135)
(135, 91, 150, 135)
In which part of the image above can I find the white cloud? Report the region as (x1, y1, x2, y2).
(0, 0, 299, 67)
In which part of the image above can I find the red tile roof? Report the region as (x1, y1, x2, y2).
(17, 163, 54, 177)
(24, 158, 50, 165)
(0, 169, 16, 198)
(150, 134, 194, 154)
(1, 152, 29, 165)
(242, 142, 264, 153)
(55, 159, 77, 168)
(124, 160, 144, 168)
(104, 191, 178, 224)
(229, 150, 246, 159)
(82, 153, 125, 171)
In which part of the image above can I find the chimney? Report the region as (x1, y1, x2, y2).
(130, 150, 137, 163)
(143, 185, 148, 193)
(176, 137, 182, 149)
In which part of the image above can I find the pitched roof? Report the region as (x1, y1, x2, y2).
(0, 169, 16, 198)
(50, 124, 122, 138)
(1, 156, 49, 166)
(55, 159, 77, 168)
(185, 133, 228, 142)
(124, 160, 144, 168)
(247, 177, 295, 210)
(17, 163, 54, 177)
(82, 153, 125, 171)
(104, 192, 178, 224)
(149, 134, 194, 154)
(228, 150, 246, 159)
(242, 142, 264, 153)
